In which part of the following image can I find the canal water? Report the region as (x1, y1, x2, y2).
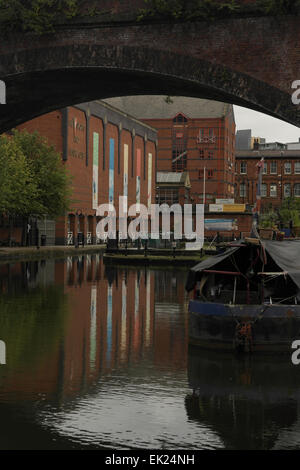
(0, 255, 300, 450)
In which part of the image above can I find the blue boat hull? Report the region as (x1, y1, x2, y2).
(188, 300, 300, 353)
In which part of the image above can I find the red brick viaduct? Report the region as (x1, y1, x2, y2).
(0, 0, 300, 131)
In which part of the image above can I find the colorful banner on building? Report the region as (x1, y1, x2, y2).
(109, 139, 114, 205)
(204, 219, 235, 231)
(123, 144, 128, 211)
(92, 132, 99, 209)
(136, 149, 141, 212)
(147, 153, 152, 211)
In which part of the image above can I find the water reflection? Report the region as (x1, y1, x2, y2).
(0, 256, 300, 449)
(186, 346, 300, 450)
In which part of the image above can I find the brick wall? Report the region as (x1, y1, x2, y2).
(16, 102, 157, 244)
(144, 114, 235, 203)
(236, 151, 300, 209)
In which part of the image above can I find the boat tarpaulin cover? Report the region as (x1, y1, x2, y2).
(185, 240, 300, 292)
(262, 240, 300, 290)
(185, 246, 240, 292)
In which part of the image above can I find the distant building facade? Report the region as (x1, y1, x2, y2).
(236, 129, 265, 150)
(17, 101, 157, 245)
(104, 96, 236, 205)
(235, 149, 300, 209)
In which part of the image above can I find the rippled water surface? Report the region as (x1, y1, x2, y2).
(0, 255, 300, 450)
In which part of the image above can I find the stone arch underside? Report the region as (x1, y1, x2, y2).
(0, 44, 299, 132)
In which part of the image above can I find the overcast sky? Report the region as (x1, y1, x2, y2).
(234, 105, 300, 143)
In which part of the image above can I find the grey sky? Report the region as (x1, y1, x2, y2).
(234, 105, 300, 143)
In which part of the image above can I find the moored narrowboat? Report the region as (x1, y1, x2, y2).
(186, 239, 300, 353)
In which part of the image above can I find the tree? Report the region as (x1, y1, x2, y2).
(278, 197, 300, 227)
(12, 129, 72, 218)
(0, 134, 41, 217)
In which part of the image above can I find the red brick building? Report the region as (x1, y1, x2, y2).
(104, 96, 236, 204)
(235, 149, 300, 209)
(17, 101, 157, 245)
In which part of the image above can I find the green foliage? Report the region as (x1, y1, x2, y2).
(259, 210, 279, 228)
(0, 130, 72, 219)
(0, 0, 299, 33)
(164, 96, 174, 104)
(0, 135, 41, 217)
(259, 198, 300, 229)
(0, 0, 79, 34)
(137, 0, 300, 21)
(278, 197, 300, 226)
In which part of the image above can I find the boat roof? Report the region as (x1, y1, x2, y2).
(185, 240, 300, 292)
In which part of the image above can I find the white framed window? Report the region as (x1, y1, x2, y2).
(284, 183, 291, 198)
(284, 162, 292, 174)
(270, 184, 277, 197)
(295, 162, 300, 174)
(263, 162, 267, 174)
(270, 162, 277, 174)
(261, 183, 267, 197)
(294, 183, 300, 197)
(240, 183, 247, 197)
(240, 162, 247, 174)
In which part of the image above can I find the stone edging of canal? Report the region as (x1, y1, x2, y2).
(0, 245, 106, 264)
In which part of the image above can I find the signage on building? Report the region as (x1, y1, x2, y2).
(216, 198, 235, 204)
(205, 219, 235, 231)
(209, 204, 223, 212)
(223, 204, 246, 212)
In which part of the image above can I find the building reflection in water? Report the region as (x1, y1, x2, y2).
(0, 257, 189, 399)
(2, 257, 300, 449)
(186, 345, 300, 450)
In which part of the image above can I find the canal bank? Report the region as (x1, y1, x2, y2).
(0, 245, 106, 264)
(0, 245, 205, 267)
(103, 252, 205, 266)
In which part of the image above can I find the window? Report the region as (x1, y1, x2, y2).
(172, 149, 187, 171)
(294, 183, 300, 197)
(284, 162, 292, 174)
(240, 162, 247, 174)
(207, 170, 214, 179)
(270, 162, 277, 174)
(208, 151, 214, 159)
(157, 189, 179, 205)
(263, 162, 267, 174)
(172, 123, 187, 172)
(240, 183, 246, 198)
(261, 183, 267, 197)
(199, 149, 204, 158)
(270, 184, 277, 197)
(284, 183, 291, 197)
(173, 113, 187, 123)
(295, 162, 300, 174)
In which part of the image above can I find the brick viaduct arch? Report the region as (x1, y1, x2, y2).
(0, 11, 300, 131)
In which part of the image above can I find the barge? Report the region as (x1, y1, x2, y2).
(186, 239, 300, 353)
